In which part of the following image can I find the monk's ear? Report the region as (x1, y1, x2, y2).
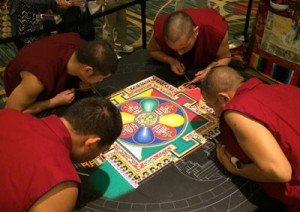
(85, 135, 101, 147)
(193, 26, 199, 37)
(82, 65, 95, 77)
(217, 92, 230, 104)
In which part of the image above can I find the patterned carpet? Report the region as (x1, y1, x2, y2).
(121, 0, 259, 48)
(0, 0, 259, 108)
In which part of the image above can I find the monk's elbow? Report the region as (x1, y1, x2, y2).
(272, 164, 292, 183)
(279, 166, 292, 182)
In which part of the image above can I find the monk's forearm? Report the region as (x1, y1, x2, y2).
(22, 98, 59, 114)
(231, 162, 291, 183)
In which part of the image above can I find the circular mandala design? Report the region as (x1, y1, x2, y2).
(135, 112, 158, 127)
(119, 97, 187, 147)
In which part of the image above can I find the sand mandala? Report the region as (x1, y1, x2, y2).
(76, 76, 219, 190)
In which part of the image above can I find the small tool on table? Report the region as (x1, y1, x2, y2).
(183, 73, 196, 88)
(184, 73, 191, 83)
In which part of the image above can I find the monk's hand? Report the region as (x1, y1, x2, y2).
(50, 89, 76, 107)
(170, 59, 185, 75)
(190, 68, 209, 83)
(216, 143, 237, 173)
(192, 61, 218, 83)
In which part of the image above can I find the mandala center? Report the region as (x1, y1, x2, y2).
(135, 112, 158, 127)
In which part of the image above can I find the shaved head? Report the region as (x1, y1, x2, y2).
(163, 11, 195, 42)
(201, 66, 245, 98)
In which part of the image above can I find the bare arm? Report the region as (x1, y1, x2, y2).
(29, 181, 78, 212)
(147, 36, 185, 75)
(5, 71, 75, 114)
(214, 31, 232, 66)
(217, 111, 292, 183)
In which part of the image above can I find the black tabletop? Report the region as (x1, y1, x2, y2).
(42, 49, 283, 212)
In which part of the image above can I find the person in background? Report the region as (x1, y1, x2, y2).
(10, 0, 86, 50)
(57, 0, 96, 42)
(147, 8, 231, 83)
(0, 96, 123, 212)
(4, 32, 118, 114)
(101, 0, 133, 58)
(174, 0, 210, 11)
(201, 66, 300, 211)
